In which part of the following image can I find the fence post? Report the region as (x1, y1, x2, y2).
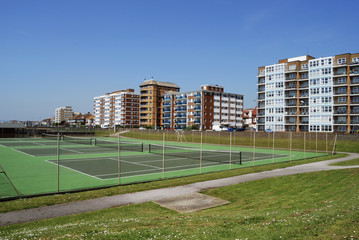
(290, 132, 292, 162)
(162, 132, 165, 179)
(229, 132, 232, 169)
(272, 131, 275, 164)
(118, 134, 121, 185)
(57, 133, 60, 193)
(252, 131, 256, 165)
(200, 132, 203, 174)
(303, 133, 306, 159)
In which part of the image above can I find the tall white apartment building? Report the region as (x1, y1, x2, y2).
(93, 89, 139, 127)
(54, 106, 73, 123)
(257, 53, 359, 133)
(162, 84, 244, 130)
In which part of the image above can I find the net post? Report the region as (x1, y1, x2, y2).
(240, 151, 242, 165)
(149, 144, 151, 153)
(162, 132, 165, 179)
(200, 131, 203, 174)
(141, 143, 143, 152)
(229, 132, 232, 169)
(57, 132, 60, 193)
(93, 138, 96, 146)
(118, 135, 121, 185)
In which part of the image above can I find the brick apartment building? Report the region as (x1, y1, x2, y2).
(162, 84, 244, 130)
(94, 89, 139, 127)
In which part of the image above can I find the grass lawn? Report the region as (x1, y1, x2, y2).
(1, 168, 358, 239)
(331, 158, 359, 166)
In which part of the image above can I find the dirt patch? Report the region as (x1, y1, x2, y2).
(154, 193, 230, 213)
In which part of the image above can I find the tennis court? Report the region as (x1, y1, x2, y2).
(0, 135, 323, 200)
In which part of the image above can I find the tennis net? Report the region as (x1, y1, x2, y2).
(42, 133, 61, 141)
(63, 136, 93, 145)
(149, 144, 242, 164)
(94, 139, 144, 152)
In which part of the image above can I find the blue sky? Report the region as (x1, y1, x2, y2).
(1, 0, 358, 121)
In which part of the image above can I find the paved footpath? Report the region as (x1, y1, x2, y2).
(1, 153, 359, 226)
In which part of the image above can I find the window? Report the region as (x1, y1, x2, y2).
(289, 65, 296, 70)
(301, 64, 308, 70)
(338, 97, 346, 103)
(337, 87, 346, 93)
(353, 57, 359, 64)
(301, 73, 308, 79)
(337, 77, 346, 84)
(337, 58, 346, 64)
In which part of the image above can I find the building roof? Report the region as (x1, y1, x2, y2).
(139, 79, 180, 89)
(0, 122, 26, 128)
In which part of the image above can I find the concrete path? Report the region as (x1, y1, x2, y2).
(1, 153, 358, 226)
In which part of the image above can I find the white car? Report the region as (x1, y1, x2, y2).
(138, 127, 146, 130)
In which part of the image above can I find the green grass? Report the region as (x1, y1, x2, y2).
(330, 158, 359, 166)
(1, 168, 358, 239)
(0, 153, 346, 213)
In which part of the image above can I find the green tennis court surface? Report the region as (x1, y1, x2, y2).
(0, 137, 324, 200)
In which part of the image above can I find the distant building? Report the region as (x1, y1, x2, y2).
(94, 89, 139, 127)
(257, 53, 359, 133)
(0, 122, 26, 138)
(139, 79, 180, 128)
(243, 108, 257, 130)
(162, 84, 244, 130)
(68, 112, 93, 126)
(55, 106, 73, 124)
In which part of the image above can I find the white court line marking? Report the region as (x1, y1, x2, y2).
(109, 158, 162, 170)
(45, 160, 102, 180)
(63, 148, 85, 154)
(11, 148, 35, 157)
(32, 142, 46, 146)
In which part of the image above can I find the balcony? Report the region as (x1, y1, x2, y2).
(300, 94, 309, 98)
(194, 100, 201, 104)
(175, 101, 187, 105)
(350, 70, 359, 76)
(194, 94, 201, 98)
(194, 113, 201, 117)
(350, 121, 359, 124)
(351, 91, 359, 95)
(175, 107, 187, 112)
(286, 112, 297, 115)
(163, 108, 171, 112)
(334, 121, 347, 124)
(334, 71, 347, 76)
(299, 84, 309, 89)
(285, 94, 296, 98)
(194, 120, 201, 124)
(163, 114, 171, 118)
(286, 85, 297, 89)
(163, 103, 171, 106)
(175, 114, 186, 118)
(334, 110, 347, 115)
(300, 121, 309, 124)
(258, 78, 265, 84)
(175, 96, 186, 100)
(258, 87, 265, 92)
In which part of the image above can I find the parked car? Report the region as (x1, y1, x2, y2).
(138, 127, 146, 130)
(265, 129, 275, 133)
(213, 125, 228, 131)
